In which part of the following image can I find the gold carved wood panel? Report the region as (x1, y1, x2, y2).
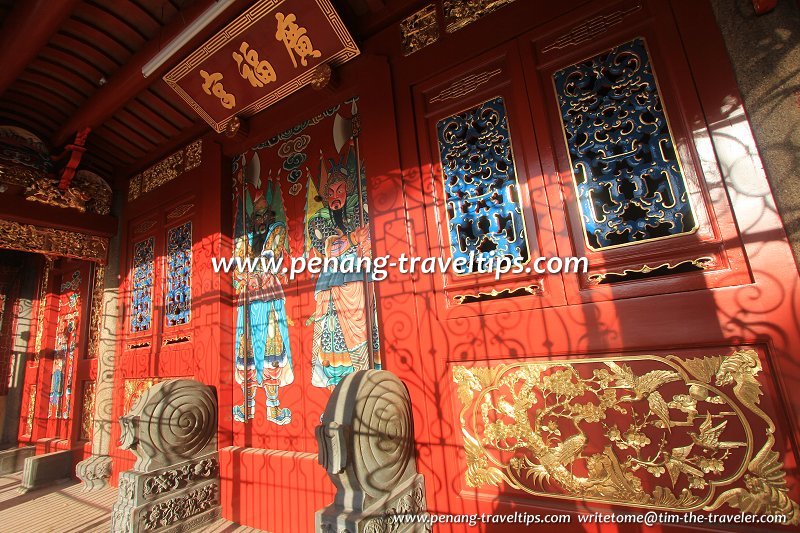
(453, 349, 798, 523)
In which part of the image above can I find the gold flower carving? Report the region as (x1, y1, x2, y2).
(453, 349, 798, 523)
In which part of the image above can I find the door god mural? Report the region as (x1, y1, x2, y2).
(232, 97, 380, 435)
(233, 158, 294, 425)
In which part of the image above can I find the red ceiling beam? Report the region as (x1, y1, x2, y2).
(0, 0, 81, 99)
(52, 0, 250, 148)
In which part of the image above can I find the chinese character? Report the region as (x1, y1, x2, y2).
(232, 42, 277, 88)
(275, 12, 321, 68)
(201, 70, 236, 109)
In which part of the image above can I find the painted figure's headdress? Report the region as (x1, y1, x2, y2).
(319, 148, 357, 205)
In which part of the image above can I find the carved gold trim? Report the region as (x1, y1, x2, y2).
(124, 377, 160, 412)
(167, 204, 195, 220)
(133, 220, 157, 234)
(0, 220, 108, 264)
(33, 257, 52, 363)
(128, 341, 151, 350)
(542, 3, 643, 53)
(0, 163, 37, 188)
(430, 68, 502, 104)
(453, 284, 541, 304)
(453, 349, 799, 523)
(443, 0, 517, 33)
(587, 256, 714, 285)
(401, 4, 440, 56)
(80, 381, 96, 440)
(128, 140, 202, 202)
(24, 179, 89, 212)
(24, 384, 36, 436)
(87, 265, 105, 359)
(163, 334, 191, 346)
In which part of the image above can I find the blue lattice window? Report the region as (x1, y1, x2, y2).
(436, 96, 529, 274)
(553, 38, 697, 250)
(165, 221, 192, 327)
(130, 237, 154, 332)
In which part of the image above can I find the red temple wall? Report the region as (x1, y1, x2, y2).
(102, 1, 800, 531)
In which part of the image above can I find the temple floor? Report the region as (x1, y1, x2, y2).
(0, 474, 264, 532)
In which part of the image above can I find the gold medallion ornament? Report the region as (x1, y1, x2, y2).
(453, 349, 798, 523)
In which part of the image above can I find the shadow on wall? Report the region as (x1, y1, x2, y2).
(711, 0, 800, 266)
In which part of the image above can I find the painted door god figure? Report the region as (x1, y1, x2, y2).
(307, 147, 380, 390)
(233, 167, 294, 425)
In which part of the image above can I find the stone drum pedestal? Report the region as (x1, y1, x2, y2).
(316, 370, 429, 532)
(111, 379, 220, 533)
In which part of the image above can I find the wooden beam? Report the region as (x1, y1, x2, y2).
(51, 0, 250, 147)
(0, 194, 117, 237)
(0, 0, 81, 98)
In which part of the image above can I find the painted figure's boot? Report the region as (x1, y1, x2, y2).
(265, 385, 291, 425)
(267, 405, 292, 425)
(233, 395, 256, 422)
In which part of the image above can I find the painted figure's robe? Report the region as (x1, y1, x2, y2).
(234, 221, 293, 423)
(308, 192, 379, 388)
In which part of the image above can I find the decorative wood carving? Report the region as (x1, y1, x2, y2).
(454, 349, 799, 523)
(443, 0, 517, 33)
(0, 220, 108, 264)
(128, 140, 202, 202)
(401, 4, 440, 56)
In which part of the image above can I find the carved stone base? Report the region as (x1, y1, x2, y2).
(111, 453, 220, 533)
(317, 474, 429, 532)
(75, 454, 112, 491)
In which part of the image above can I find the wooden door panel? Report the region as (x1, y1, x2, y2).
(412, 42, 566, 318)
(520, 0, 750, 303)
(387, 0, 800, 528)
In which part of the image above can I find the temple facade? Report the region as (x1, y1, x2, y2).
(0, 0, 799, 531)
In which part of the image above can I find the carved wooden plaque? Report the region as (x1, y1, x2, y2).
(163, 0, 359, 132)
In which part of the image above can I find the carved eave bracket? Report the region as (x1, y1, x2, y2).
(0, 125, 111, 215)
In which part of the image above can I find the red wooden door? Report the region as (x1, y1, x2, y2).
(381, 0, 800, 529)
(39, 260, 96, 450)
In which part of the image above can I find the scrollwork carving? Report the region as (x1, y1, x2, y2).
(141, 484, 218, 531)
(436, 97, 530, 274)
(142, 458, 218, 498)
(120, 379, 217, 472)
(554, 38, 697, 250)
(316, 370, 428, 530)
